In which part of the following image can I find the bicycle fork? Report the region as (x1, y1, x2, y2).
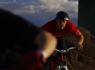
(49, 60, 54, 70)
(49, 53, 65, 70)
(62, 53, 64, 62)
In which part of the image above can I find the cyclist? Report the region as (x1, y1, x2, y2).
(41, 11, 84, 50)
(41, 11, 84, 70)
(0, 9, 57, 70)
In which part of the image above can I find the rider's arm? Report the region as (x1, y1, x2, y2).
(75, 31, 84, 45)
(74, 31, 84, 50)
(67, 20, 84, 45)
(34, 31, 57, 58)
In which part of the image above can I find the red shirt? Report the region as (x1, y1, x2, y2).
(41, 19, 80, 38)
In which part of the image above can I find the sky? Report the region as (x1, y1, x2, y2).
(0, 0, 78, 26)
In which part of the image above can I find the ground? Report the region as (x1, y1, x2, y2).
(64, 26, 95, 70)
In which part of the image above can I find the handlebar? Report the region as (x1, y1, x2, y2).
(55, 47, 76, 53)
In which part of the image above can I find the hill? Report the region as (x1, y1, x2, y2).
(64, 26, 95, 70)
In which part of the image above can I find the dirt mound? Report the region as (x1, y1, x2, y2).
(65, 26, 95, 70)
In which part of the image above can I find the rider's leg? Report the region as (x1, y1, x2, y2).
(56, 36, 75, 49)
(56, 37, 66, 50)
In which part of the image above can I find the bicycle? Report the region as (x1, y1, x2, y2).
(49, 47, 76, 70)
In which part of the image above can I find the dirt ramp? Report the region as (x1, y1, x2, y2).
(65, 26, 95, 70)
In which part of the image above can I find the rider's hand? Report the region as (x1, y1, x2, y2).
(75, 43, 83, 50)
(20, 51, 46, 70)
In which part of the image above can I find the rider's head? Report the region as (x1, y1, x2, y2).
(55, 11, 69, 29)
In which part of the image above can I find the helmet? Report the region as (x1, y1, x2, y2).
(55, 11, 69, 20)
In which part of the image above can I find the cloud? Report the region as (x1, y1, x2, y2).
(0, 0, 78, 18)
(13, 0, 16, 2)
(68, 0, 79, 1)
(37, 0, 78, 18)
(0, 0, 78, 26)
(0, 2, 37, 14)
